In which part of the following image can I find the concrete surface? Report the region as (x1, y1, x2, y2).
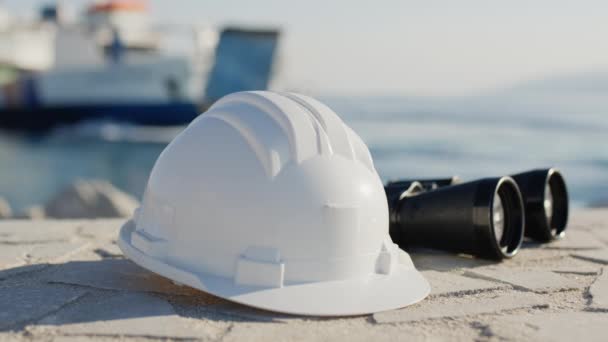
(0, 209, 607, 341)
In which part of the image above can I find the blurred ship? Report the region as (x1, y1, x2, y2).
(0, 1, 280, 130)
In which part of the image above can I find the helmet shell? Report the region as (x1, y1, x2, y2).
(119, 91, 429, 316)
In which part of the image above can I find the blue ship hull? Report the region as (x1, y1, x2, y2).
(0, 102, 202, 131)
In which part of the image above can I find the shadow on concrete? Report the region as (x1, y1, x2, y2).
(408, 247, 499, 272)
(1, 246, 503, 331)
(0, 258, 309, 332)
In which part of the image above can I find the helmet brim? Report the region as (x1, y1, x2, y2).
(118, 220, 430, 317)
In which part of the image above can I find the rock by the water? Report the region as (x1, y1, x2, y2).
(20, 206, 46, 220)
(0, 197, 12, 218)
(44, 180, 139, 218)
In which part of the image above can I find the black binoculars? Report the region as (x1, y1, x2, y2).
(385, 168, 568, 260)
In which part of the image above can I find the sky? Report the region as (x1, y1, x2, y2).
(3, 0, 608, 96)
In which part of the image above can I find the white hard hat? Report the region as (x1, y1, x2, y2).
(118, 91, 429, 316)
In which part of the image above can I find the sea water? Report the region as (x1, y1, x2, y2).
(1, 93, 606, 212)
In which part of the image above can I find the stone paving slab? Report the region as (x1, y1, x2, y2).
(373, 292, 548, 324)
(488, 312, 608, 342)
(568, 209, 606, 230)
(0, 245, 48, 278)
(515, 244, 572, 261)
(49, 337, 160, 342)
(550, 259, 602, 275)
(175, 301, 300, 323)
(222, 319, 439, 342)
(0, 210, 606, 341)
(542, 230, 606, 250)
(30, 292, 221, 339)
(0, 284, 87, 331)
(0, 241, 89, 279)
(0, 220, 81, 244)
(587, 227, 608, 246)
(571, 249, 608, 265)
(589, 268, 608, 308)
(421, 270, 508, 296)
(46, 259, 202, 297)
(465, 268, 581, 293)
(506, 253, 601, 274)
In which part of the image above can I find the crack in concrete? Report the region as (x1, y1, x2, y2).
(48, 332, 202, 341)
(462, 271, 534, 293)
(216, 323, 235, 342)
(373, 304, 551, 325)
(583, 307, 608, 313)
(553, 269, 600, 276)
(460, 271, 581, 294)
(571, 252, 608, 265)
(45, 280, 125, 293)
(429, 286, 509, 299)
(585, 268, 604, 306)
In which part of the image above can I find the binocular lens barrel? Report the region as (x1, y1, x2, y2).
(511, 168, 568, 242)
(387, 168, 569, 244)
(387, 177, 525, 260)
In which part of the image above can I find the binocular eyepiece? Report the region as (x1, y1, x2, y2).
(386, 168, 568, 260)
